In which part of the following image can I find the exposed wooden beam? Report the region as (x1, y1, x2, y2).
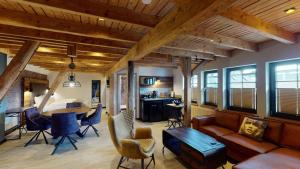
(134, 62, 178, 69)
(0, 9, 142, 43)
(38, 71, 66, 112)
(0, 25, 133, 49)
(221, 7, 297, 44)
(186, 28, 258, 52)
(155, 48, 215, 60)
(0, 40, 40, 100)
(11, 0, 159, 28)
(166, 41, 230, 57)
(108, 0, 237, 74)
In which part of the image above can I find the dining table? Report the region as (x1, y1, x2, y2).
(42, 106, 92, 117)
(42, 106, 92, 138)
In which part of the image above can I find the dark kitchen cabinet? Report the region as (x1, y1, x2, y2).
(140, 98, 181, 122)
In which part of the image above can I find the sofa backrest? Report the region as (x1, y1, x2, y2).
(280, 122, 300, 150)
(215, 111, 241, 132)
(263, 119, 283, 144)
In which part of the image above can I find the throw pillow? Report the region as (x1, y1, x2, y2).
(239, 117, 267, 141)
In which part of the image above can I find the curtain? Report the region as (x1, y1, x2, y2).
(206, 88, 217, 105)
(277, 88, 297, 115)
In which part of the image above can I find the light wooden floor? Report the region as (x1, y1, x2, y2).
(0, 112, 233, 169)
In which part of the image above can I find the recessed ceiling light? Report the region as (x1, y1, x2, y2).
(142, 0, 152, 5)
(98, 18, 104, 21)
(284, 7, 296, 14)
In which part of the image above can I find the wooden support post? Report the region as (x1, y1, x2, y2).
(0, 40, 40, 101)
(38, 71, 66, 112)
(183, 57, 192, 127)
(107, 74, 117, 115)
(126, 61, 135, 130)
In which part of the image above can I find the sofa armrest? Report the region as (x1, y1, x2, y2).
(192, 116, 216, 130)
(134, 127, 152, 139)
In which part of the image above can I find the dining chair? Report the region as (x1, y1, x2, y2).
(108, 113, 155, 169)
(51, 112, 80, 155)
(24, 107, 52, 147)
(81, 103, 102, 137)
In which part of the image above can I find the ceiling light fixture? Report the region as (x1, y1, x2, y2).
(142, 0, 152, 5)
(63, 57, 81, 88)
(284, 7, 296, 14)
(98, 17, 105, 21)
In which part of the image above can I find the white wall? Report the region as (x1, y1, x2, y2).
(194, 35, 300, 117)
(48, 72, 106, 107)
(173, 68, 184, 98)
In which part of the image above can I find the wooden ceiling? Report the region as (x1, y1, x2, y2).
(0, 0, 299, 73)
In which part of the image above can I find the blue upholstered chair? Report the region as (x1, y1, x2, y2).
(24, 107, 52, 147)
(81, 104, 102, 137)
(51, 112, 80, 155)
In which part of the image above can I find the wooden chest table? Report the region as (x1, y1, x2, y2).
(163, 128, 227, 169)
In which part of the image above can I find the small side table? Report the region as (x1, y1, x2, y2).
(5, 108, 26, 140)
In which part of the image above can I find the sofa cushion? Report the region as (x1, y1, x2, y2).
(215, 112, 240, 131)
(220, 133, 278, 159)
(280, 123, 300, 149)
(233, 148, 300, 169)
(263, 120, 282, 144)
(199, 125, 234, 138)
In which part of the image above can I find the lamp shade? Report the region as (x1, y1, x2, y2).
(63, 72, 81, 87)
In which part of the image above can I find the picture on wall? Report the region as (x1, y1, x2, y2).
(91, 80, 101, 107)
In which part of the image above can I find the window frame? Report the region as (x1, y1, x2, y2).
(270, 60, 300, 121)
(226, 65, 257, 113)
(203, 70, 218, 106)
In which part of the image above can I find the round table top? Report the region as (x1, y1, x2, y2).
(42, 106, 92, 116)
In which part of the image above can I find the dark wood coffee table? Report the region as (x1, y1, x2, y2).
(162, 128, 226, 169)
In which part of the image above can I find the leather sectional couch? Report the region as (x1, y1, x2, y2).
(191, 110, 300, 169)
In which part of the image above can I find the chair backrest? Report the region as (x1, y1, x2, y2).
(51, 112, 79, 137)
(24, 107, 40, 130)
(108, 113, 131, 151)
(89, 103, 102, 124)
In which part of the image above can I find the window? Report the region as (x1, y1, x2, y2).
(270, 60, 300, 120)
(204, 70, 218, 106)
(226, 65, 256, 113)
(191, 75, 198, 88)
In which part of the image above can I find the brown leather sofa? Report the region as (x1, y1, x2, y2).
(192, 110, 300, 169)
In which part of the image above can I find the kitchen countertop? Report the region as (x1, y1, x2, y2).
(140, 97, 180, 101)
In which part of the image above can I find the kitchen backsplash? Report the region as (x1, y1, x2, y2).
(140, 88, 172, 98)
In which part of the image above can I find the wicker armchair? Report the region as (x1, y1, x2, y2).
(108, 113, 155, 169)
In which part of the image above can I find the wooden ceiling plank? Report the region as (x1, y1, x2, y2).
(0, 40, 40, 100)
(186, 28, 258, 52)
(221, 7, 297, 44)
(155, 47, 215, 60)
(10, 0, 160, 28)
(0, 9, 143, 43)
(0, 25, 134, 49)
(108, 0, 237, 74)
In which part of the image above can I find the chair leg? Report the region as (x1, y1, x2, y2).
(41, 131, 48, 144)
(152, 154, 155, 165)
(141, 159, 144, 169)
(82, 126, 90, 137)
(35, 131, 41, 140)
(67, 136, 78, 150)
(91, 125, 100, 137)
(51, 136, 65, 155)
(117, 156, 124, 169)
(24, 131, 40, 147)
